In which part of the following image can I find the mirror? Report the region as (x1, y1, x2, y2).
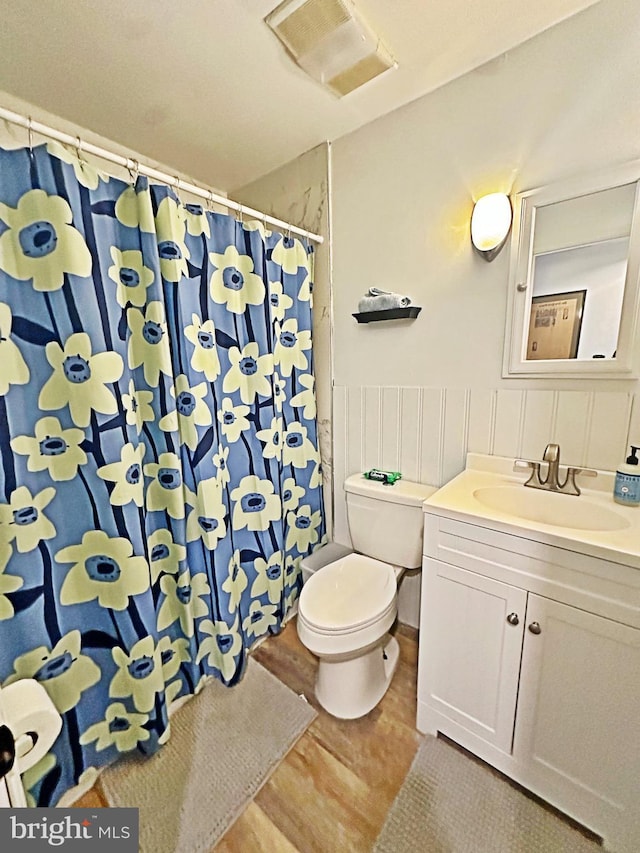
(503, 162, 640, 378)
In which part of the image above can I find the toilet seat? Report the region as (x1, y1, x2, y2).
(299, 554, 397, 634)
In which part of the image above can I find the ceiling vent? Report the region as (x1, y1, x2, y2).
(265, 0, 397, 97)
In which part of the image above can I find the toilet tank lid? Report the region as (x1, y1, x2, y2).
(344, 473, 437, 507)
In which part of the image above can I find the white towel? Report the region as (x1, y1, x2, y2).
(358, 287, 412, 313)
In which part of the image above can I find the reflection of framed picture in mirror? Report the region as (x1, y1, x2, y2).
(527, 290, 586, 360)
(504, 161, 640, 378)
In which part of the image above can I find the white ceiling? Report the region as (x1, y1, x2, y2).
(0, 0, 599, 191)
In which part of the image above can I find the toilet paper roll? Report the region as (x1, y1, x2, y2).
(0, 680, 62, 774)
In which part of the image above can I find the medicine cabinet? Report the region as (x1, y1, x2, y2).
(503, 161, 640, 378)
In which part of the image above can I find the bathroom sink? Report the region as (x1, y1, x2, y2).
(423, 453, 640, 569)
(473, 485, 630, 531)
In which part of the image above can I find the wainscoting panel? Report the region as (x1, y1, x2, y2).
(399, 387, 423, 481)
(555, 391, 592, 464)
(335, 385, 635, 489)
(629, 394, 640, 451)
(346, 385, 363, 476)
(332, 384, 636, 628)
(419, 388, 445, 487)
(381, 386, 401, 473)
(363, 386, 382, 473)
(493, 390, 525, 459)
(332, 385, 349, 547)
(585, 392, 632, 471)
(520, 390, 555, 460)
(467, 390, 495, 457)
(442, 389, 469, 486)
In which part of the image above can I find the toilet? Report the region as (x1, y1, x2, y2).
(297, 473, 436, 719)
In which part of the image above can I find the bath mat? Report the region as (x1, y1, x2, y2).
(374, 735, 602, 853)
(101, 658, 316, 852)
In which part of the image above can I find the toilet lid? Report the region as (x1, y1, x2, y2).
(299, 554, 397, 632)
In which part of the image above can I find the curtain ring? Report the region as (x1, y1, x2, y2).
(27, 116, 33, 151)
(174, 176, 182, 203)
(207, 189, 215, 212)
(236, 204, 244, 226)
(130, 158, 140, 184)
(75, 135, 83, 160)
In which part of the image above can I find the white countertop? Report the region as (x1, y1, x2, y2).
(422, 453, 640, 569)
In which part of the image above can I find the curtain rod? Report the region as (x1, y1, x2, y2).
(0, 105, 324, 244)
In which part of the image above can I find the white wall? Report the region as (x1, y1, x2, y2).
(332, 0, 640, 388)
(330, 0, 640, 625)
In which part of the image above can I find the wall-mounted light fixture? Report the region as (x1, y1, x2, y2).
(470, 192, 512, 262)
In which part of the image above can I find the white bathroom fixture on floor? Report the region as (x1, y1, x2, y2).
(297, 474, 436, 719)
(0, 679, 62, 807)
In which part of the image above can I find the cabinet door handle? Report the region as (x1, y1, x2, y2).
(528, 621, 542, 635)
(506, 612, 519, 625)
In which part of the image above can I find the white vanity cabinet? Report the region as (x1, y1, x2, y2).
(417, 513, 640, 853)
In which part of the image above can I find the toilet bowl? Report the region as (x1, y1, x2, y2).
(297, 474, 436, 719)
(297, 553, 401, 719)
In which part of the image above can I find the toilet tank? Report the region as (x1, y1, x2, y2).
(344, 474, 437, 568)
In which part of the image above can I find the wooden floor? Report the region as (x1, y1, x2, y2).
(75, 618, 422, 851)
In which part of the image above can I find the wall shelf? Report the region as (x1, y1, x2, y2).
(352, 306, 422, 323)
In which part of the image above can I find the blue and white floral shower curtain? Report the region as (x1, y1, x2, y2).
(0, 142, 324, 805)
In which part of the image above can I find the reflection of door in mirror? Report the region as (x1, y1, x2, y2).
(526, 183, 635, 361)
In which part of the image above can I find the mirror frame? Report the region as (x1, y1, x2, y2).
(503, 161, 640, 379)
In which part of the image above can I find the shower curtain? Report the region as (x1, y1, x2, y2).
(0, 141, 325, 805)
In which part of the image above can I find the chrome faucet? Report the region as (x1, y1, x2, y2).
(514, 443, 597, 496)
(542, 442, 561, 490)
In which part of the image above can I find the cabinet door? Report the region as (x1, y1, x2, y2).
(418, 558, 527, 754)
(514, 594, 640, 851)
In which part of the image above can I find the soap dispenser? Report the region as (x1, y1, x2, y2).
(614, 446, 640, 506)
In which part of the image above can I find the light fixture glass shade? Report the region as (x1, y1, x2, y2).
(471, 193, 512, 261)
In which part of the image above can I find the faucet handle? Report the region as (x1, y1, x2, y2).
(514, 459, 541, 488)
(514, 459, 538, 472)
(567, 466, 598, 479)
